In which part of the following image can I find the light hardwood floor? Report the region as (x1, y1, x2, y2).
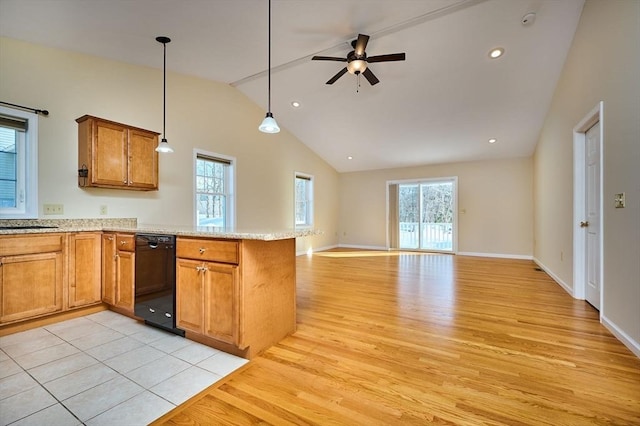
(153, 250, 640, 425)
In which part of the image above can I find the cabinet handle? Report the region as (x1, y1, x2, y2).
(199, 247, 206, 254)
(123, 179, 127, 184)
(120, 241, 127, 246)
(129, 181, 133, 184)
(107, 236, 114, 241)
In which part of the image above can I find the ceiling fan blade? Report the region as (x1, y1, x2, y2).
(362, 68, 380, 86)
(367, 53, 406, 63)
(312, 56, 347, 62)
(326, 67, 348, 84)
(354, 34, 370, 56)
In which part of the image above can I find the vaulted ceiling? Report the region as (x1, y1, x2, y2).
(0, 0, 584, 172)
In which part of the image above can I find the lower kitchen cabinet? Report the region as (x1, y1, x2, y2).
(176, 237, 295, 359)
(0, 234, 64, 323)
(176, 258, 238, 344)
(102, 232, 135, 314)
(68, 232, 102, 308)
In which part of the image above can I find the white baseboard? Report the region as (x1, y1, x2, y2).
(532, 257, 574, 296)
(602, 315, 640, 358)
(458, 252, 533, 260)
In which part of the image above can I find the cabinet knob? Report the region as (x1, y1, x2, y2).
(123, 179, 127, 184)
(120, 241, 127, 245)
(199, 247, 206, 254)
(107, 236, 114, 241)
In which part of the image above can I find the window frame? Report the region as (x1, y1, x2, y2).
(0, 106, 38, 219)
(294, 172, 314, 229)
(193, 149, 236, 228)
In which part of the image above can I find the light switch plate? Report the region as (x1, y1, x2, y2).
(614, 193, 625, 208)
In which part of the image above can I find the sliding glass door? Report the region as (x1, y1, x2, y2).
(390, 178, 456, 252)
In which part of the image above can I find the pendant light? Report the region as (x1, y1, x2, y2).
(156, 36, 174, 153)
(258, 0, 280, 133)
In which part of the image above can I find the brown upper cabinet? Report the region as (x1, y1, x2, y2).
(77, 115, 159, 190)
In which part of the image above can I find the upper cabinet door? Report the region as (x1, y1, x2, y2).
(128, 128, 158, 189)
(92, 119, 128, 187)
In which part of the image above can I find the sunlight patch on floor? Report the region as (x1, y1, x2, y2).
(313, 250, 448, 258)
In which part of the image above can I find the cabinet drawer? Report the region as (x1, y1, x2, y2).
(115, 234, 135, 252)
(0, 234, 64, 256)
(177, 238, 239, 264)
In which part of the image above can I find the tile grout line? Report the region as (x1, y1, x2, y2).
(2, 312, 240, 425)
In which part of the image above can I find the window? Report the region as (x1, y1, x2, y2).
(295, 173, 313, 228)
(194, 150, 235, 227)
(0, 106, 38, 219)
(388, 177, 457, 252)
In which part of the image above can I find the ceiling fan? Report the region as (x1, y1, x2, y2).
(312, 34, 406, 86)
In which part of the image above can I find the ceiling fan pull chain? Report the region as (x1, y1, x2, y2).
(356, 73, 360, 93)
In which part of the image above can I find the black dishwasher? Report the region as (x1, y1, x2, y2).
(134, 234, 184, 336)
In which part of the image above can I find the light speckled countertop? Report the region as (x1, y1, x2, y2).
(0, 218, 320, 241)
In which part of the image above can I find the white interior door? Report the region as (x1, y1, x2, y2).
(585, 121, 601, 309)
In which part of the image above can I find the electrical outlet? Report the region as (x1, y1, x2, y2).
(100, 205, 108, 215)
(43, 204, 64, 215)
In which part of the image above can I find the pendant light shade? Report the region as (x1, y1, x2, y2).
(259, 0, 279, 134)
(156, 36, 174, 153)
(259, 112, 280, 133)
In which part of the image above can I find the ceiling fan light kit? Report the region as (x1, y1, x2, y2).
(312, 33, 406, 86)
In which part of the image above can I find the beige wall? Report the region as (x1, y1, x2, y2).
(339, 157, 533, 257)
(534, 0, 639, 351)
(0, 37, 339, 253)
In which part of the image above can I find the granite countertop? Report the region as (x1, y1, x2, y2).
(0, 218, 320, 241)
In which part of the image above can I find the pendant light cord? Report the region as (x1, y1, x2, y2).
(267, 0, 272, 113)
(163, 41, 167, 140)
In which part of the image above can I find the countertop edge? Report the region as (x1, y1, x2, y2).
(0, 224, 322, 241)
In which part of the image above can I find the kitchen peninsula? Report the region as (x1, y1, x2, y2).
(0, 218, 317, 359)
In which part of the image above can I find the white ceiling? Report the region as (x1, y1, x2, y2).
(0, 0, 584, 172)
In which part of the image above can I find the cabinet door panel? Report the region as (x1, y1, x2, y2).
(92, 120, 127, 186)
(203, 262, 238, 344)
(69, 233, 102, 308)
(0, 252, 63, 323)
(128, 129, 158, 189)
(176, 259, 204, 333)
(115, 251, 135, 312)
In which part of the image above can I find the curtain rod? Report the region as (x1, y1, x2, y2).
(0, 101, 49, 116)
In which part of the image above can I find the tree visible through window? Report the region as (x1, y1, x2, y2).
(295, 173, 313, 227)
(397, 180, 455, 251)
(195, 152, 233, 227)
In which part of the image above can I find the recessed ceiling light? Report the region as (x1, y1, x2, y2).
(488, 138, 497, 144)
(347, 156, 353, 160)
(489, 48, 504, 59)
(291, 101, 301, 108)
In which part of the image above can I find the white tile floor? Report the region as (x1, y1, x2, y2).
(0, 310, 248, 426)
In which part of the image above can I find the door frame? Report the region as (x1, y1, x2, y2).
(573, 101, 604, 312)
